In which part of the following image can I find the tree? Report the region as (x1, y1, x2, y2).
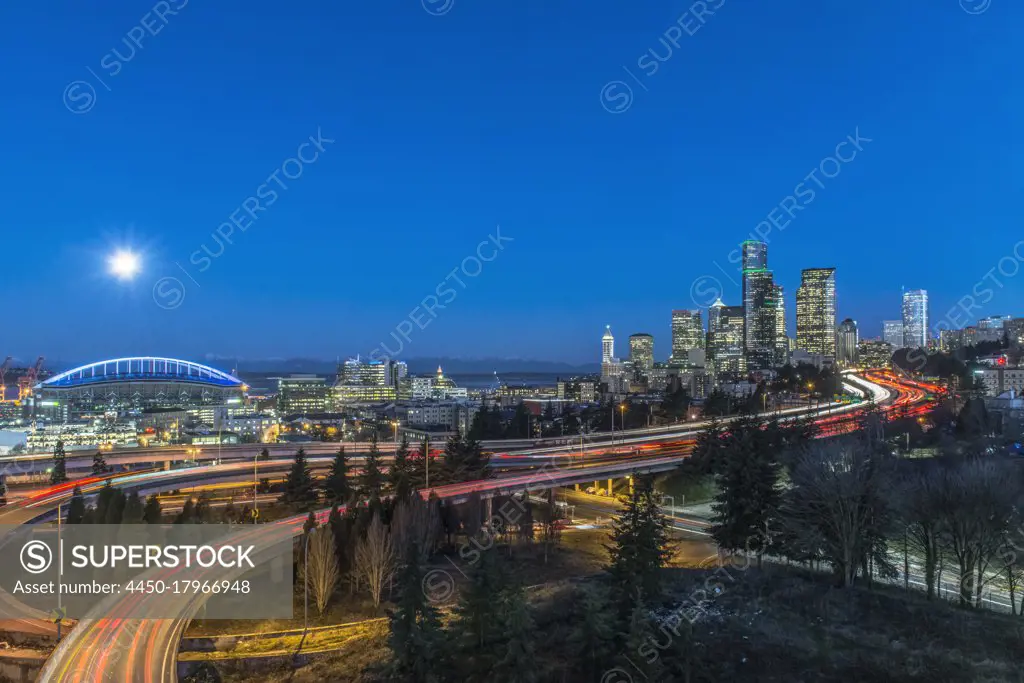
(93, 481, 117, 523)
(607, 476, 671, 612)
(617, 591, 665, 681)
(359, 435, 385, 501)
(896, 462, 945, 599)
(449, 549, 507, 675)
(410, 438, 431, 491)
(389, 436, 415, 501)
(567, 584, 616, 681)
(181, 662, 222, 683)
(387, 541, 447, 682)
(688, 417, 726, 474)
(66, 486, 86, 524)
(175, 498, 196, 524)
(391, 496, 440, 566)
(505, 403, 532, 439)
(710, 416, 780, 566)
(122, 491, 144, 524)
(323, 447, 351, 505)
(780, 437, 894, 588)
(354, 512, 396, 610)
(307, 526, 340, 616)
(491, 586, 539, 683)
(51, 440, 68, 485)
(91, 451, 109, 476)
(143, 495, 162, 524)
(280, 447, 318, 509)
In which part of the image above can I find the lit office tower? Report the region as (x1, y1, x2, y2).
(836, 318, 859, 368)
(671, 309, 704, 363)
(742, 241, 777, 370)
(709, 303, 746, 376)
(883, 320, 905, 350)
(629, 333, 654, 371)
(795, 268, 837, 359)
(602, 325, 615, 363)
(773, 284, 788, 366)
(902, 289, 929, 349)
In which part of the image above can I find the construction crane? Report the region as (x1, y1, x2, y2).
(0, 357, 11, 402)
(18, 356, 44, 402)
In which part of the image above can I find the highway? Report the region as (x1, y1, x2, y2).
(33, 371, 936, 682)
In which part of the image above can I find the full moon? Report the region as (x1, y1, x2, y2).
(108, 250, 141, 280)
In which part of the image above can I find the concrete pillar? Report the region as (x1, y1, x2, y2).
(484, 496, 493, 522)
(607, 479, 614, 496)
(628, 476, 635, 495)
(574, 483, 580, 491)
(594, 481, 600, 494)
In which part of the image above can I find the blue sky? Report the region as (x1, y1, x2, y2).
(1, 0, 1020, 364)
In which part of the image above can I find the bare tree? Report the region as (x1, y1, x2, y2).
(355, 512, 397, 610)
(780, 438, 894, 588)
(391, 495, 440, 566)
(307, 527, 340, 616)
(897, 462, 946, 599)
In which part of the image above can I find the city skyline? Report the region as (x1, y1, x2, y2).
(4, 3, 1023, 362)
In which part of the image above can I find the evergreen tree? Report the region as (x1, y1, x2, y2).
(617, 591, 665, 681)
(0, 475, 6, 507)
(103, 489, 127, 524)
(323, 446, 351, 505)
(688, 416, 727, 474)
(303, 510, 318, 536)
(91, 450, 109, 476)
(280, 447, 318, 509)
(175, 498, 196, 524)
(505, 403, 532, 439)
(122, 491, 144, 524)
(387, 541, 447, 682)
(567, 585, 616, 681)
(194, 495, 213, 523)
(440, 431, 467, 483)
(491, 586, 539, 683)
(93, 481, 117, 523)
(606, 476, 671, 614)
(143, 495, 162, 523)
(66, 486, 86, 524)
(461, 435, 490, 482)
(389, 435, 415, 501)
(359, 435, 385, 501)
(51, 440, 68, 485)
(450, 550, 507, 676)
(710, 416, 779, 566)
(410, 438, 431, 491)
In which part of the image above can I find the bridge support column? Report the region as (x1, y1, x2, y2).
(607, 479, 614, 497)
(484, 496, 492, 523)
(594, 481, 600, 494)
(574, 483, 580, 491)
(628, 475, 634, 495)
(163, 460, 171, 471)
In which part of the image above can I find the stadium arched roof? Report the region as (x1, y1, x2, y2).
(38, 357, 244, 390)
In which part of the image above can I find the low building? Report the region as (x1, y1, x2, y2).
(26, 422, 138, 453)
(858, 340, 893, 369)
(556, 378, 598, 404)
(276, 375, 332, 414)
(975, 366, 1024, 397)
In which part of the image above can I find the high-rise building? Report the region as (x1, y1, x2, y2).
(708, 304, 746, 377)
(1007, 318, 1024, 347)
(858, 340, 893, 369)
(629, 334, 655, 372)
(902, 289, 929, 349)
(773, 284, 788, 367)
(671, 310, 704, 363)
(883, 320, 904, 350)
(742, 241, 777, 370)
(601, 325, 615, 364)
(795, 268, 837, 360)
(836, 318, 859, 368)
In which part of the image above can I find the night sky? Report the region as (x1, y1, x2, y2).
(2, 1, 1020, 364)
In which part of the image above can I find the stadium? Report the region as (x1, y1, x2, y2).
(33, 357, 247, 418)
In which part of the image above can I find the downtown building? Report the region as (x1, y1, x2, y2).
(708, 299, 746, 377)
(902, 289, 929, 349)
(795, 268, 837, 362)
(742, 241, 780, 371)
(670, 310, 704, 367)
(858, 339, 893, 369)
(883, 320, 905, 350)
(836, 318, 859, 368)
(629, 333, 655, 374)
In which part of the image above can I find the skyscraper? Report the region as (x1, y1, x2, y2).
(773, 284, 788, 367)
(671, 309, 704, 363)
(883, 320, 904, 350)
(836, 318, 859, 368)
(902, 290, 929, 349)
(629, 333, 654, 372)
(795, 268, 837, 359)
(602, 325, 615, 363)
(742, 240, 777, 370)
(709, 303, 746, 377)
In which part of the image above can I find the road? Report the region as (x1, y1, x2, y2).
(35, 371, 934, 682)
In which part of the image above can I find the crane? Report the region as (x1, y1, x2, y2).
(0, 357, 11, 402)
(18, 356, 44, 402)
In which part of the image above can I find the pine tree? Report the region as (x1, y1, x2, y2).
(567, 585, 616, 681)
(607, 476, 671, 614)
(122, 491, 144, 524)
(143, 495, 162, 523)
(91, 450, 109, 476)
(281, 447, 318, 509)
(450, 550, 506, 675)
(617, 591, 665, 682)
(410, 438, 431, 491)
(66, 486, 86, 524)
(51, 440, 68, 485)
(440, 432, 466, 483)
(387, 541, 447, 682)
(323, 446, 351, 505)
(689, 417, 726, 474)
(491, 586, 539, 683)
(103, 489, 127, 524)
(710, 416, 779, 566)
(389, 435, 415, 501)
(303, 510, 318, 536)
(359, 435, 385, 501)
(93, 481, 116, 522)
(461, 435, 490, 482)
(175, 498, 196, 524)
